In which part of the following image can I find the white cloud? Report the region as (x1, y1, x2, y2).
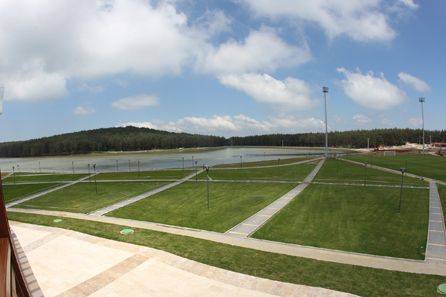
(121, 114, 324, 136)
(78, 82, 104, 94)
(73, 106, 94, 116)
(408, 117, 422, 127)
(219, 73, 313, 108)
(112, 94, 159, 110)
(399, 0, 419, 10)
(398, 72, 430, 92)
(240, 0, 399, 42)
(0, 0, 207, 101)
(337, 67, 406, 109)
(198, 28, 311, 74)
(353, 114, 372, 125)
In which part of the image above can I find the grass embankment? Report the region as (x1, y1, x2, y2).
(109, 182, 295, 232)
(439, 185, 446, 219)
(200, 162, 317, 181)
(16, 182, 167, 213)
(254, 184, 429, 259)
(316, 159, 426, 186)
(2, 183, 60, 203)
(3, 173, 87, 183)
(347, 154, 446, 181)
(96, 169, 193, 180)
(7, 212, 445, 297)
(213, 156, 312, 168)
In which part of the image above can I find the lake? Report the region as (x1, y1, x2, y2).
(0, 147, 342, 173)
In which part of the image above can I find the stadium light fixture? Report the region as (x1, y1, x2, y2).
(323, 87, 329, 157)
(419, 97, 426, 153)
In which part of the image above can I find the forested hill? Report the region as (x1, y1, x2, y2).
(0, 127, 444, 157)
(0, 127, 227, 157)
(229, 128, 446, 148)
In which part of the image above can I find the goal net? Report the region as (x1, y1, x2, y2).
(383, 151, 396, 157)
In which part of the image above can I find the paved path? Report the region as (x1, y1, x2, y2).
(226, 159, 326, 237)
(90, 170, 204, 216)
(1, 172, 12, 180)
(312, 181, 428, 189)
(340, 158, 446, 186)
(211, 157, 322, 170)
(6, 174, 98, 209)
(426, 182, 446, 263)
(11, 222, 355, 297)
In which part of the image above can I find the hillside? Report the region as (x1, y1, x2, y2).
(0, 127, 444, 157)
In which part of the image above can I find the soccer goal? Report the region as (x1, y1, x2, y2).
(383, 150, 396, 157)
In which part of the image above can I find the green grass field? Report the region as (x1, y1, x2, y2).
(7, 212, 445, 297)
(315, 159, 426, 186)
(109, 181, 296, 232)
(253, 184, 429, 259)
(200, 162, 317, 181)
(3, 173, 87, 183)
(439, 185, 446, 219)
(347, 153, 446, 181)
(96, 169, 193, 180)
(16, 181, 167, 213)
(2, 183, 60, 203)
(213, 156, 313, 168)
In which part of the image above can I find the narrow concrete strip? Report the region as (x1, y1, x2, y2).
(8, 208, 446, 276)
(57, 254, 149, 297)
(426, 182, 446, 263)
(225, 159, 326, 238)
(6, 174, 98, 209)
(211, 157, 322, 170)
(1, 172, 12, 180)
(89, 170, 204, 216)
(340, 158, 446, 186)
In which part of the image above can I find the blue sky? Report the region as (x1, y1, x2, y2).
(0, 0, 444, 141)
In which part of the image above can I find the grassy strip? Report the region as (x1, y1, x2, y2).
(316, 159, 425, 186)
(254, 184, 428, 259)
(17, 182, 167, 213)
(96, 169, 193, 181)
(109, 182, 295, 232)
(213, 156, 311, 168)
(2, 183, 61, 203)
(7, 212, 445, 297)
(347, 154, 446, 182)
(4, 173, 87, 183)
(200, 163, 316, 181)
(439, 185, 446, 220)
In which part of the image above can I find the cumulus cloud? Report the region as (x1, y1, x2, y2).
(219, 73, 313, 108)
(198, 28, 311, 74)
(399, 0, 419, 10)
(337, 68, 406, 109)
(408, 117, 422, 127)
(240, 0, 400, 42)
(112, 95, 159, 110)
(353, 114, 372, 125)
(73, 106, 94, 116)
(0, 0, 206, 101)
(122, 114, 324, 136)
(398, 72, 430, 92)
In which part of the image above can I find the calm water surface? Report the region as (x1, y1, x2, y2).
(0, 147, 336, 173)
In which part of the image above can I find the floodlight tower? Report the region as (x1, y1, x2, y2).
(419, 97, 425, 153)
(322, 87, 329, 157)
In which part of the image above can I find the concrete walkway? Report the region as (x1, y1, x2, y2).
(340, 158, 446, 186)
(226, 158, 326, 237)
(90, 170, 204, 216)
(211, 157, 322, 170)
(6, 174, 98, 209)
(10, 208, 446, 276)
(426, 182, 446, 263)
(11, 221, 355, 297)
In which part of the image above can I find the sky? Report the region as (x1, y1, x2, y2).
(0, 0, 444, 141)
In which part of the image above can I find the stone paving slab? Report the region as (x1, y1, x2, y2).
(12, 222, 356, 297)
(89, 170, 203, 216)
(226, 159, 325, 237)
(6, 174, 98, 208)
(426, 182, 446, 263)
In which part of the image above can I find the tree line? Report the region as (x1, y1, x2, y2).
(0, 127, 444, 157)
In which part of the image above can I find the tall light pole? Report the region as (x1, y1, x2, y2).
(323, 86, 329, 157)
(419, 97, 425, 153)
